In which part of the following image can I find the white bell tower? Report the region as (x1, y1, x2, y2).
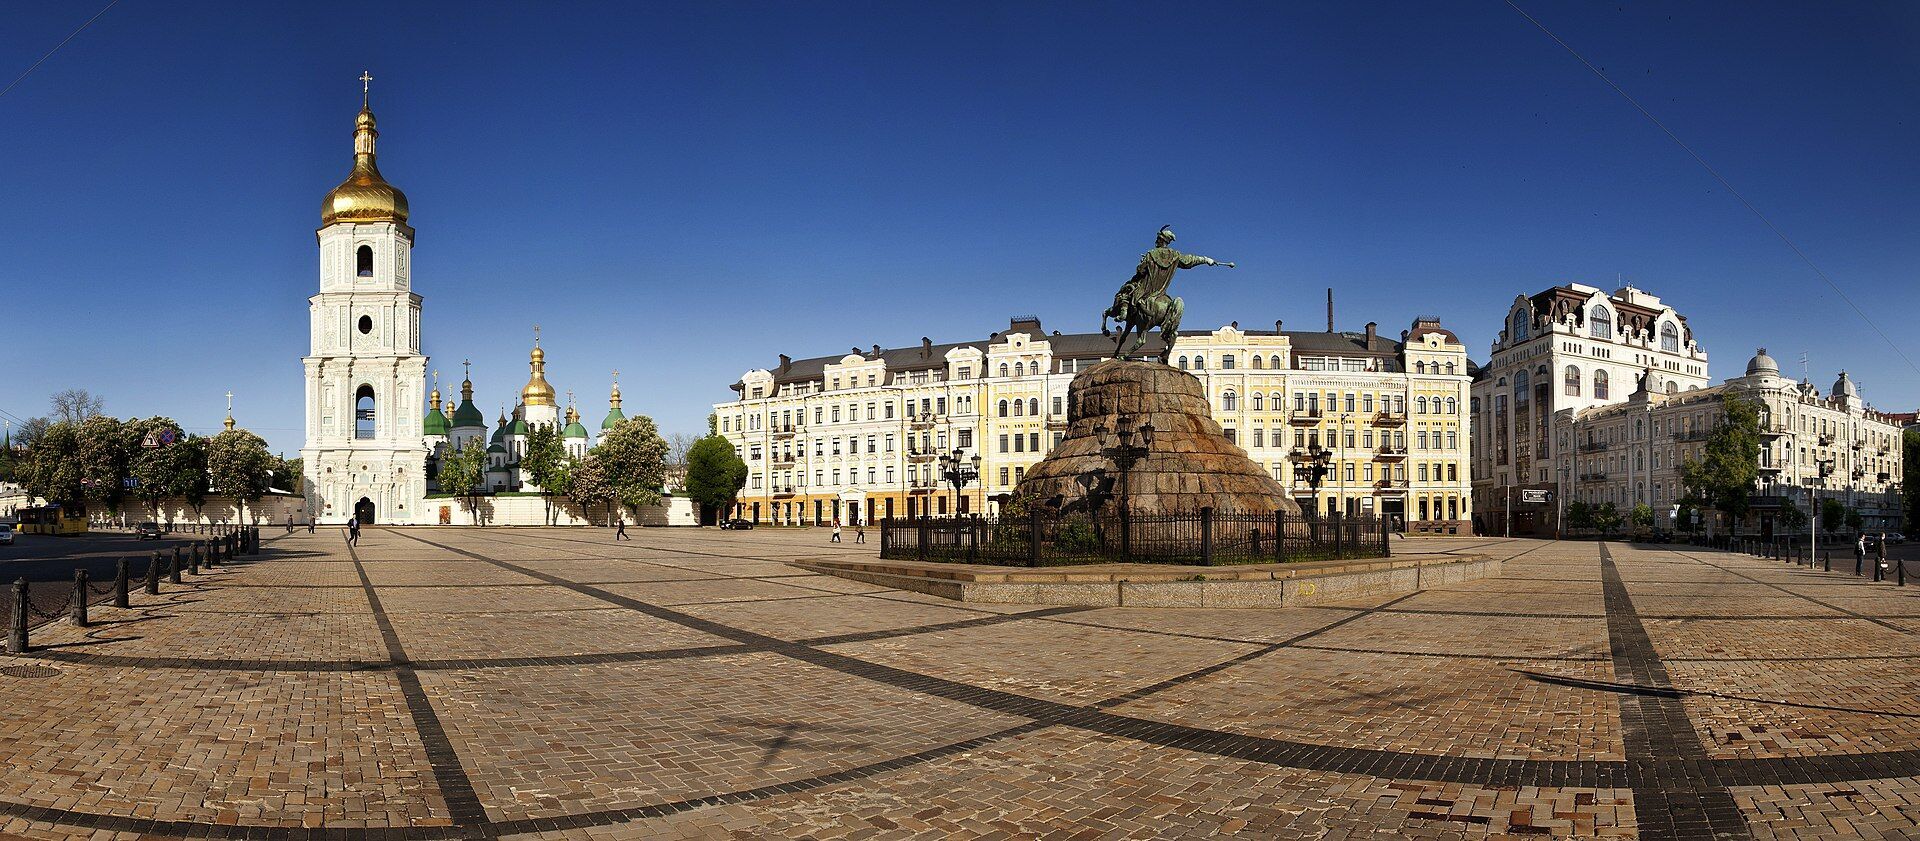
(301, 73, 428, 525)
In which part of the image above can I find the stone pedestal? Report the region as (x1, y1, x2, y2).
(1014, 360, 1302, 515)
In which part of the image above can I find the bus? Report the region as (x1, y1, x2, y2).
(16, 504, 88, 535)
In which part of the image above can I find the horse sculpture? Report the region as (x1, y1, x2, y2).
(1101, 225, 1234, 363)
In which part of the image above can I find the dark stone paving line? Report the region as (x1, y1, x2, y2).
(1672, 549, 1918, 636)
(347, 541, 493, 834)
(1291, 643, 1610, 662)
(1090, 592, 1421, 709)
(1599, 543, 1750, 841)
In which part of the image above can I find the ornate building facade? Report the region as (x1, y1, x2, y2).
(714, 316, 1473, 532)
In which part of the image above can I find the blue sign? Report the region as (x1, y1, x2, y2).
(159, 429, 178, 445)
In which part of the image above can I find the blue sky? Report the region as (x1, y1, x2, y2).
(1, 2, 1915, 455)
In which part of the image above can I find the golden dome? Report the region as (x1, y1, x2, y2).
(521, 341, 557, 406)
(321, 105, 410, 228)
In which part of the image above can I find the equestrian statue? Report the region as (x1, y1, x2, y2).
(1101, 225, 1234, 363)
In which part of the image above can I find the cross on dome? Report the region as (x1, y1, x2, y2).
(360, 70, 372, 105)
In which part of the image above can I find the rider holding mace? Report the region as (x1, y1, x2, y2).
(1102, 225, 1234, 363)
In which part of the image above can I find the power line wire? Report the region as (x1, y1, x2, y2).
(1503, 0, 1920, 379)
(0, 0, 119, 102)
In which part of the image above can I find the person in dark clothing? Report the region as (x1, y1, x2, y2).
(347, 517, 361, 547)
(616, 519, 631, 541)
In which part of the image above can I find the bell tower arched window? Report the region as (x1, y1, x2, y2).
(355, 384, 376, 439)
(356, 245, 374, 278)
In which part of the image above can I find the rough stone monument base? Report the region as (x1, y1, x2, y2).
(1014, 359, 1303, 516)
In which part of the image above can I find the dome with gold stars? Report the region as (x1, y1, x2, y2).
(321, 104, 410, 228)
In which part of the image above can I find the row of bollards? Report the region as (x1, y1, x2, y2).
(1737, 532, 1900, 585)
(8, 527, 263, 653)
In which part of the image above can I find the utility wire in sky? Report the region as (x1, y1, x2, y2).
(0, 0, 119, 102)
(1504, 0, 1920, 380)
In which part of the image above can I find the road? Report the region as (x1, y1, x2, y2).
(0, 530, 221, 629)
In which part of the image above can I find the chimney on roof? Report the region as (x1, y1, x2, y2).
(872, 344, 881, 356)
(921, 337, 932, 357)
(778, 354, 792, 373)
(1326, 288, 1334, 333)
(1274, 319, 1283, 333)
(1230, 320, 1239, 330)
(1365, 322, 1377, 344)
(852, 347, 862, 356)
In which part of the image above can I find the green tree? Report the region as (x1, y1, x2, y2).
(1594, 502, 1623, 538)
(1566, 500, 1594, 533)
(127, 417, 192, 519)
(76, 415, 132, 514)
(1845, 507, 1864, 536)
(597, 416, 670, 509)
(22, 421, 84, 511)
(437, 440, 489, 522)
(684, 435, 748, 522)
(566, 453, 617, 525)
(1821, 497, 1846, 536)
(1905, 429, 1920, 531)
(520, 424, 571, 524)
(270, 456, 303, 494)
(1777, 503, 1808, 533)
(207, 428, 274, 523)
(1675, 502, 1699, 534)
(1629, 503, 1655, 534)
(1678, 396, 1763, 536)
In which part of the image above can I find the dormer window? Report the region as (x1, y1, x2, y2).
(1511, 311, 1529, 340)
(1589, 307, 1613, 340)
(356, 245, 374, 277)
(1660, 322, 1679, 352)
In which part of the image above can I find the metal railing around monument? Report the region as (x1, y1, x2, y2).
(880, 508, 1389, 567)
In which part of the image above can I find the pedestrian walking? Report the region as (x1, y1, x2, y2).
(285, 513, 294, 534)
(831, 520, 842, 543)
(1855, 532, 1867, 572)
(347, 516, 361, 547)
(616, 518, 630, 541)
(855, 523, 865, 544)
(1878, 531, 1888, 571)
(307, 517, 316, 534)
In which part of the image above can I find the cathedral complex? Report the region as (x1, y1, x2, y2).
(300, 85, 681, 526)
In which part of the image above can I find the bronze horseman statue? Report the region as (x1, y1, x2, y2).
(1102, 225, 1234, 363)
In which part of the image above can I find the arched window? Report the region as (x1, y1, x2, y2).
(1594, 370, 1610, 400)
(1564, 365, 1581, 396)
(998, 363, 1008, 378)
(1589, 307, 1613, 340)
(356, 245, 374, 277)
(1193, 355, 1206, 370)
(997, 400, 1008, 418)
(354, 384, 376, 439)
(1665, 381, 1677, 394)
(1013, 362, 1024, 377)
(1028, 398, 1039, 416)
(1660, 322, 1679, 352)
(1012, 400, 1024, 417)
(1416, 396, 1428, 414)
(1222, 391, 1238, 411)
(1269, 354, 1282, 369)
(1251, 355, 1264, 370)
(1252, 394, 1264, 411)
(1446, 397, 1457, 414)
(1415, 361, 1427, 374)
(1511, 311, 1529, 340)
(1444, 362, 1456, 375)
(1178, 356, 1189, 370)
(1514, 370, 1530, 407)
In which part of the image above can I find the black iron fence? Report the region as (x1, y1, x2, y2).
(881, 508, 1388, 567)
(3, 527, 261, 653)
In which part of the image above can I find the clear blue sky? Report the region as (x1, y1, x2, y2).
(2, 2, 1915, 456)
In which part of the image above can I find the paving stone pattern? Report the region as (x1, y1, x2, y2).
(7, 530, 1920, 838)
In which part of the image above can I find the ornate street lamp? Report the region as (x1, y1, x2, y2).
(938, 449, 981, 517)
(1093, 415, 1154, 512)
(1302, 440, 1332, 519)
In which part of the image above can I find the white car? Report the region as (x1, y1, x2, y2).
(0, 523, 14, 545)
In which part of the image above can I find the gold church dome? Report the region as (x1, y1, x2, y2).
(321, 104, 410, 228)
(521, 342, 557, 406)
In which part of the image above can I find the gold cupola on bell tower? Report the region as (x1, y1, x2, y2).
(321, 72, 410, 231)
(520, 326, 557, 408)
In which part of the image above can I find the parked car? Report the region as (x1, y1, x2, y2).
(1866, 533, 1905, 549)
(136, 521, 164, 540)
(0, 523, 13, 545)
(718, 518, 754, 530)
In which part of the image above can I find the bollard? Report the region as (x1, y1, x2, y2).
(145, 551, 161, 595)
(1200, 507, 1215, 567)
(8, 578, 27, 653)
(1900, 559, 1907, 587)
(1823, 549, 1830, 573)
(169, 549, 182, 584)
(114, 557, 130, 609)
(188, 546, 199, 575)
(207, 539, 219, 567)
(192, 542, 203, 571)
(73, 569, 89, 627)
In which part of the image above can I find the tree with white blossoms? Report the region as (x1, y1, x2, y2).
(596, 416, 670, 511)
(207, 428, 274, 524)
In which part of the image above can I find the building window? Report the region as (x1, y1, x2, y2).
(1251, 355, 1264, 370)
(1029, 398, 1040, 416)
(1222, 354, 1235, 370)
(1511, 311, 1529, 340)
(1193, 355, 1205, 370)
(997, 400, 1009, 418)
(1661, 322, 1679, 352)
(354, 384, 376, 439)
(1222, 392, 1237, 411)
(999, 363, 1009, 378)
(1052, 396, 1064, 416)
(356, 245, 374, 277)
(1565, 365, 1581, 396)
(1252, 394, 1263, 411)
(1590, 306, 1613, 340)
(1594, 370, 1610, 400)
(357, 315, 373, 335)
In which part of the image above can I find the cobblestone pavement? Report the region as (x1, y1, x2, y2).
(6, 529, 1920, 838)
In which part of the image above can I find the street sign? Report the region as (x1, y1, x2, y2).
(1520, 489, 1553, 504)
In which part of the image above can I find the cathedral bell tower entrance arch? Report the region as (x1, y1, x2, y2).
(354, 498, 376, 525)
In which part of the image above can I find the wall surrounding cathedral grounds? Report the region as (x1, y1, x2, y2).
(418, 494, 698, 527)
